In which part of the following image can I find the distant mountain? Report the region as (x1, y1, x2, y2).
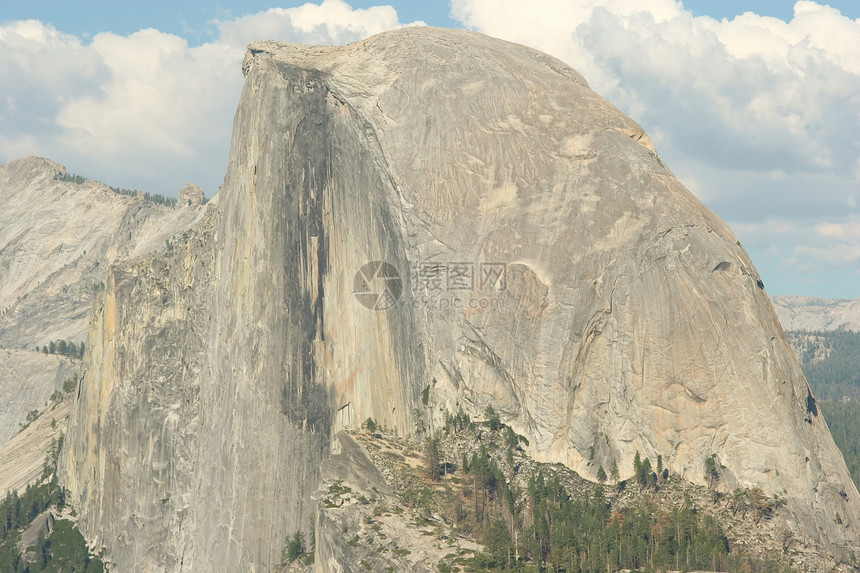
(771, 294, 860, 332)
(0, 156, 208, 450)
(781, 328, 860, 496)
(0, 156, 208, 348)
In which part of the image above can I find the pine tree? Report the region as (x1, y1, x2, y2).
(284, 531, 305, 563)
(426, 437, 441, 481)
(749, 488, 776, 525)
(610, 459, 619, 482)
(640, 457, 652, 488)
(308, 514, 316, 556)
(362, 417, 377, 433)
(705, 454, 719, 490)
(485, 405, 501, 431)
(597, 465, 607, 483)
(38, 530, 50, 567)
(484, 519, 512, 567)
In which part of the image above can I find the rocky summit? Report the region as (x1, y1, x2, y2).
(56, 27, 859, 571)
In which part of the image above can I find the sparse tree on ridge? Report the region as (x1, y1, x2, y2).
(610, 459, 620, 482)
(485, 405, 501, 431)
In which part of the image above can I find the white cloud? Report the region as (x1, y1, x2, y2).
(1, 0, 859, 294)
(215, 1, 409, 47)
(789, 243, 860, 273)
(0, 21, 107, 147)
(451, 0, 860, 291)
(56, 29, 218, 158)
(0, 0, 418, 195)
(817, 220, 860, 242)
(450, 0, 860, 178)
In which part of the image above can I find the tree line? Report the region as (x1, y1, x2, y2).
(35, 340, 84, 360)
(416, 408, 794, 572)
(788, 329, 860, 400)
(819, 400, 860, 491)
(54, 171, 177, 207)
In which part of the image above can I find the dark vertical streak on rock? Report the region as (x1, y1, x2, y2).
(326, 99, 426, 434)
(807, 389, 818, 418)
(275, 68, 331, 435)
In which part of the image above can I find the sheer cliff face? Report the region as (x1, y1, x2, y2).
(61, 27, 860, 571)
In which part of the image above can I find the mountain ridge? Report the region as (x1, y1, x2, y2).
(0, 155, 208, 483)
(0, 155, 210, 348)
(771, 294, 860, 332)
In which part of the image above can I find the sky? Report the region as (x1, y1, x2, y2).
(1, 1, 859, 299)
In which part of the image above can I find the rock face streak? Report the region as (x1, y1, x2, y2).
(60, 28, 860, 570)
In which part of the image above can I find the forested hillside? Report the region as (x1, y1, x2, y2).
(0, 438, 106, 571)
(788, 330, 860, 491)
(332, 415, 803, 572)
(819, 401, 860, 492)
(787, 330, 860, 400)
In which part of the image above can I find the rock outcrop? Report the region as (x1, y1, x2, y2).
(60, 27, 860, 572)
(312, 432, 476, 573)
(18, 510, 56, 563)
(179, 183, 207, 207)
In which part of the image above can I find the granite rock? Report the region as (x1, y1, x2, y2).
(0, 157, 207, 449)
(0, 156, 207, 349)
(60, 27, 860, 571)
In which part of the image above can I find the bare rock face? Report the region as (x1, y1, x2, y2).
(0, 348, 76, 445)
(60, 27, 860, 571)
(0, 397, 72, 499)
